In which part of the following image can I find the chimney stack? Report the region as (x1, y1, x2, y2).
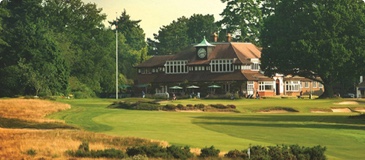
(360, 76, 363, 83)
(227, 33, 232, 42)
(213, 32, 218, 42)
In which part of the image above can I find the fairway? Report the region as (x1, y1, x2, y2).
(51, 98, 365, 159)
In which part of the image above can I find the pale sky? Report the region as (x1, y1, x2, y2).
(82, 0, 226, 39)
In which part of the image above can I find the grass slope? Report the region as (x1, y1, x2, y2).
(52, 98, 365, 159)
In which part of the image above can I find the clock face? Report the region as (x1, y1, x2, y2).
(197, 48, 207, 58)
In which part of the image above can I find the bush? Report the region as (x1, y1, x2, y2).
(134, 102, 161, 110)
(91, 148, 125, 158)
(199, 146, 220, 158)
(227, 104, 236, 109)
(226, 144, 327, 160)
(224, 149, 246, 158)
(78, 141, 89, 152)
(127, 145, 167, 158)
(67, 142, 126, 159)
(126, 146, 146, 157)
(167, 145, 194, 160)
(210, 104, 229, 109)
(26, 149, 37, 156)
(163, 104, 176, 111)
(176, 104, 186, 110)
(194, 104, 206, 109)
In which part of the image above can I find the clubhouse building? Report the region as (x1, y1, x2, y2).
(135, 35, 323, 98)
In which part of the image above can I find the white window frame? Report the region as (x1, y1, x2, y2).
(304, 82, 309, 88)
(251, 63, 260, 71)
(165, 60, 188, 74)
(259, 81, 274, 91)
(210, 59, 234, 73)
(313, 82, 317, 88)
(247, 81, 254, 91)
(285, 81, 301, 92)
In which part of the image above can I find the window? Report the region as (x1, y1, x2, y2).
(313, 82, 317, 88)
(251, 63, 260, 71)
(304, 82, 309, 88)
(247, 81, 254, 91)
(210, 59, 234, 73)
(285, 81, 301, 91)
(259, 81, 273, 91)
(319, 83, 323, 88)
(140, 68, 151, 74)
(165, 60, 188, 74)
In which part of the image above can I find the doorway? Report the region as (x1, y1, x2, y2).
(276, 79, 280, 95)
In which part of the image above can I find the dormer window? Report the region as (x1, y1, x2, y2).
(251, 63, 260, 71)
(165, 60, 188, 74)
(210, 59, 234, 73)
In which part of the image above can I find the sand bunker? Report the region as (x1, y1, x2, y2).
(353, 108, 365, 113)
(331, 108, 352, 113)
(259, 110, 289, 113)
(335, 101, 359, 105)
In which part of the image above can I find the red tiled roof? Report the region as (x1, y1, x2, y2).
(135, 55, 174, 67)
(135, 42, 268, 84)
(136, 42, 262, 67)
(136, 70, 273, 84)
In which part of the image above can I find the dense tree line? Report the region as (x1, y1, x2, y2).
(1, 0, 364, 98)
(0, 0, 145, 98)
(260, 0, 365, 97)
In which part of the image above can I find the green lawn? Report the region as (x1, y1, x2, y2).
(50, 98, 365, 159)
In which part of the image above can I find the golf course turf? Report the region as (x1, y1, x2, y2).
(50, 98, 365, 159)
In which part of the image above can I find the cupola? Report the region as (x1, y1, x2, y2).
(194, 36, 215, 59)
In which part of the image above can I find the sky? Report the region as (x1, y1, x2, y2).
(82, 0, 226, 39)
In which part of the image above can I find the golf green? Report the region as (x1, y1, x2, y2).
(52, 98, 365, 159)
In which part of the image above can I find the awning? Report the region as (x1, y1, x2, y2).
(208, 84, 221, 88)
(187, 85, 199, 89)
(169, 86, 183, 89)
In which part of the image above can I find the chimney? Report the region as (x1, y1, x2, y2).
(227, 33, 232, 42)
(360, 76, 363, 83)
(213, 32, 218, 42)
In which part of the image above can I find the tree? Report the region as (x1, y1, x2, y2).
(218, 0, 263, 45)
(148, 14, 216, 55)
(110, 10, 148, 86)
(148, 16, 189, 55)
(260, 0, 365, 98)
(0, 0, 69, 96)
(187, 14, 217, 43)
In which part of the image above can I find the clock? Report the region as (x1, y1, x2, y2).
(197, 48, 207, 58)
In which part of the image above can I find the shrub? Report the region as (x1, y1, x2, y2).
(186, 104, 194, 109)
(163, 104, 176, 111)
(224, 149, 245, 158)
(133, 102, 161, 110)
(210, 104, 228, 109)
(199, 146, 220, 158)
(126, 146, 146, 156)
(91, 148, 125, 158)
(78, 141, 89, 152)
(194, 104, 206, 109)
(127, 145, 168, 158)
(176, 104, 186, 110)
(227, 144, 327, 160)
(67, 142, 126, 158)
(166, 145, 194, 160)
(227, 104, 236, 109)
(304, 145, 326, 160)
(26, 149, 37, 156)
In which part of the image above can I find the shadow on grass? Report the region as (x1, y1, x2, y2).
(0, 117, 78, 129)
(192, 114, 365, 130)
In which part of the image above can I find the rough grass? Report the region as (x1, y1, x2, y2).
(0, 98, 164, 159)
